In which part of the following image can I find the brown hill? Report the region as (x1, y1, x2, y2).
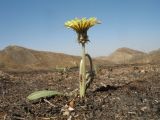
(97, 47, 146, 64)
(141, 48, 160, 63)
(0, 45, 159, 70)
(97, 47, 160, 64)
(0, 45, 80, 70)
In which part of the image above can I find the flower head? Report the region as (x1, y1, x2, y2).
(65, 17, 101, 44)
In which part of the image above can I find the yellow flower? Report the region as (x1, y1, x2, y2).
(65, 17, 101, 44)
(65, 17, 100, 32)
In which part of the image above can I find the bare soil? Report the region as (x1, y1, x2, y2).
(0, 63, 160, 120)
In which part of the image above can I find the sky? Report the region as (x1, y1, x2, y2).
(0, 0, 160, 57)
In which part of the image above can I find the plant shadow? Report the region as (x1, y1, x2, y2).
(94, 85, 119, 92)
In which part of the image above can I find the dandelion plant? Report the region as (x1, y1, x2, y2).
(65, 17, 100, 98)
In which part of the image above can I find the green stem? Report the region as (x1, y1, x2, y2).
(79, 44, 86, 98)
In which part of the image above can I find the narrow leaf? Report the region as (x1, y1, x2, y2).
(27, 90, 62, 101)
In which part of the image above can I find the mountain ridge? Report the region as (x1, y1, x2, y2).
(0, 45, 159, 70)
(96, 47, 160, 64)
(0, 45, 80, 70)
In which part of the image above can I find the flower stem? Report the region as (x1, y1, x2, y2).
(79, 44, 86, 98)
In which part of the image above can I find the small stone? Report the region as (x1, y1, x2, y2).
(68, 106, 74, 111)
(141, 106, 149, 112)
(63, 110, 70, 116)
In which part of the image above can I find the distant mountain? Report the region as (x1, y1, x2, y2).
(144, 48, 160, 63)
(0, 45, 159, 70)
(0, 45, 80, 70)
(97, 47, 146, 64)
(96, 47, 160, 64)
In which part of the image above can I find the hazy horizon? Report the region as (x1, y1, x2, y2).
(1, 44, 160, 58)
(0, 0, 160, 57)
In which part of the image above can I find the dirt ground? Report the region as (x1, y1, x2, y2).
(0, 63, 160, 120)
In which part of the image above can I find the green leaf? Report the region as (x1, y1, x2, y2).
(27, 90, 63, 101)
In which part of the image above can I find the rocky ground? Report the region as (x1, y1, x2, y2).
(0, 63, 160, 120)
